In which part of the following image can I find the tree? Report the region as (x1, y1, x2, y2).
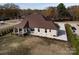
(1, 3, 20, 20)
(43, 7, 56, 17)
(0, 5, 4, 9)
(57, 3, 70, 18)
(3, 3, 19, 9)
(32, 9, 41, 14)
(68, 6, 79, 21)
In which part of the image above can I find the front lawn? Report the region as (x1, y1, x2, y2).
(0, 33, 71, 55)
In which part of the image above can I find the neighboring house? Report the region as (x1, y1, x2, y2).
(13, 13, 59, 39)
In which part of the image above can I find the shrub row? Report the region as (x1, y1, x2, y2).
(0, 26, 13, 36)
(65, 24, 79, 54)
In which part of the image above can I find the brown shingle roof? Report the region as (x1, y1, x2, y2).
(14, 13, 58, 30)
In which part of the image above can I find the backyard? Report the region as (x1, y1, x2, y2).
(0, 33, 72, 55)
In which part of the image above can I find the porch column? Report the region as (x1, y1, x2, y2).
(22, 28, 24, 35)
(13, 29, 15, 34)
(17, 28, 19, 34)
(56, 30, 58, 37)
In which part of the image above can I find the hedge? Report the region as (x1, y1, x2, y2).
(0, 26, 13, 36)
(65, 24, 79, 54)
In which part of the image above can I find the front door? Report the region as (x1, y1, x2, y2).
(27, 28, 31, 34)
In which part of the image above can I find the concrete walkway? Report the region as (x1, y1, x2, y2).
(54, 22, 67, 41)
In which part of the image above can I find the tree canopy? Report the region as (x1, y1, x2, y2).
(0, 3, 20, 21)
(57, 3, 70, 18)
(68, 6, 79, 21)
(43, 7, 56, 17)
(3, 3, 19, 9)
(0, 3, 79, 21)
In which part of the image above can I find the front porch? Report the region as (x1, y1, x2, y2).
(13, 28, 27, 35)
(13, 28, 34, 35)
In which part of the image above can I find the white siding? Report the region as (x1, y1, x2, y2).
(31, 28, 57, 38)
(13, 28, 27, 35)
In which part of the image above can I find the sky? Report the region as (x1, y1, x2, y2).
(0, 3, 79, 9)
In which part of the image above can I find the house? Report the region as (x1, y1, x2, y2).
(13, 13, 59, 39)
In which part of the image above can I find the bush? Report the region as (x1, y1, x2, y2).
(0, 27, 13, 36)
(65, 24, 79, 54)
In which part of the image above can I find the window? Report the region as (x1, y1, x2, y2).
(19, 28, 22, 31)
(38, 28, 40, 32)
(45, 29, 47, 33)
(31, 28, 34, 31)
(15, 28, 18, 32)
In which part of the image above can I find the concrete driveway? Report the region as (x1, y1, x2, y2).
(54, 22, 67, 41)
(63, 21, 79, 36)
(54, 21, 79, 41)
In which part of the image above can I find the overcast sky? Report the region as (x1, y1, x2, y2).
(0, 3, 79, 9)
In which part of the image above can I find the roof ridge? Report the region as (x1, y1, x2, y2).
(14, 13, 59, 30)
